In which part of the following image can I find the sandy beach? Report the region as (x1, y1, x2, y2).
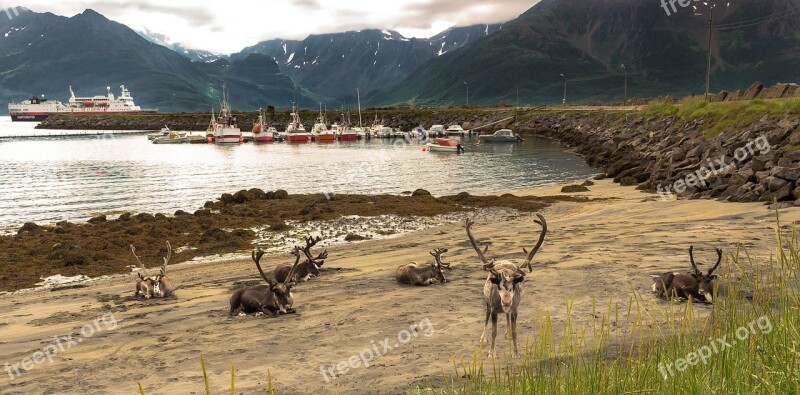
(0, 180, 796, 394)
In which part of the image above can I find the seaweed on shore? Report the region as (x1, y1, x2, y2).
(0, 189, 590, 292)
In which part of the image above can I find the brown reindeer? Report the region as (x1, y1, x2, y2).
(134, 272, 155, 299)
(395, 248, 451, 286)
(465, 214, 547, 358)
(275, 236, 328, 283)
(131, 241, 175, 298)
(229, 248, 301, 316)
(652, 246, 722, 303)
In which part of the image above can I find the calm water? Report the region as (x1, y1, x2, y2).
(0, 117, 598, 232)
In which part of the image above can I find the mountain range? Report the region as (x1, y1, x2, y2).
(3, 1, 800, 113)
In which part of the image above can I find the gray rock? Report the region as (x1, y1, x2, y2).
(775, 183, 794, 201)
(751, 156, 769, 172)
(762, 176, 789, 192)
(771, 166, 800, 182)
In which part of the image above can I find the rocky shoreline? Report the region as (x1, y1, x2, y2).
(519, 110, 800, 206)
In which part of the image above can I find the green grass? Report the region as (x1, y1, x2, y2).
(412, 210, 799, 394)
(641, 96, 800, 138)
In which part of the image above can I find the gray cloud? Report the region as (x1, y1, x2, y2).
(391, 0, 538, 30)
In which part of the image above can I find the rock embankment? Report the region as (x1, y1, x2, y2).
(518, 111, 800, 206)
(36, 109, 515, 131)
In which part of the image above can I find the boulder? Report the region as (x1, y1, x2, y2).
(761, 176, 789, 192)
(775, 183, 794, 201)
(561, 185, 590, 193)
(751, 156, 769, 172)
(412, 189, 432, 197)
(742, 81, 764, 100)
(771, 166, 800, 182)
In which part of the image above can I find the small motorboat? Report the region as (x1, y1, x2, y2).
(428, 124, 446, 137)
(446, 124, 468, 135)
(152, 131, 190, 144)
(478, 129, 524, 143)
(425, 137, 464, 153)
(147, 126, 172, 141)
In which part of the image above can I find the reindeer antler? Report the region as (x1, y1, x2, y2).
(465, 218, 493, 270)
(688, 245, 702, 276)
(707, 248, 723, 277)
(130, 244, 154, 277)
(302, 236, 327, 262)
(430, 248, 450, 269)
(284, 246, 303, 284)
(521, 213, 547, 272)
(159, 241, 172, 278)
(252, 249, 274, 287)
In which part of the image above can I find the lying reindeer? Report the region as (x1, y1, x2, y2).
(131, 241, 175, 299)
(229, 248, 300, 317)
(465, 214, 547, 358)
(135, 272, 155, 299)
(652, 245, 722, 303)
(396, 248, 451, 286)
(275, 236, 328, 283)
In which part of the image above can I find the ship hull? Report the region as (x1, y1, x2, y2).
(9, 110, 158, 122)
(286, 134, 310, 143)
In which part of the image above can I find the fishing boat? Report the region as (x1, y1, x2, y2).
(311, 105, 335, 142)
(210, 88, 242, 144)
(446, 124, 468, 135)
(391, 128, 408, 139)
(251, 109, 274, 143)
(425, 137, 465, 153)
(478, 129, 524, 143)
(285, 103, 310, 143)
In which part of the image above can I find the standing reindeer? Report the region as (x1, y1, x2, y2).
(229, 248, 301, 316)
(131, 241, 175, 299)
(465, 214, 547, 358)
(395, 248, 451, 286)
(652, 245, 722, 303)
(275, 236, 328, 283)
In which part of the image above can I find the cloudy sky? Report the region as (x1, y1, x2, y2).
(16, 0, 537, 53)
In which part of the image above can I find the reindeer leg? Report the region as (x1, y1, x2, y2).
(259, 307, 277, 317)
(489, 312, 498, 358)
(510, 312, 519, 358)
(506, 313, 512, 340)
(480, 305, 490, 345)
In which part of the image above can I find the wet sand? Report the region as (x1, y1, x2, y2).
(0, 180, 796, 394)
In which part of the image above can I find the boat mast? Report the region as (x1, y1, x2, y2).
(356, 88, 362, 128)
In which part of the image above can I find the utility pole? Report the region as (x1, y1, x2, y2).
(696, 5, 715, 100)
(621, 63, 628, 104)
(705, 6, 713, 101)
(560, 74, 567, 105)
(463, 81, 469, 107)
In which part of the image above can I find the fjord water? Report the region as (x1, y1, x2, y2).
(0, 117, 598, 232)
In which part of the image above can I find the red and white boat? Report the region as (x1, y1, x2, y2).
(210, 88, 242, 144)
(251, 108, 274, 143)
(339, 124, 358, 141)
(425, 138, 464, 153)
(311, 107, 335, 142)
(285, 104, 309, 143)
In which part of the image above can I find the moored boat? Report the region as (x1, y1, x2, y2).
(286, 104, 310, 143)
(152, 130, 190, 144)
(311, 106, 336, 142)
(426, 137, 465, 153)
(252, 108, 274, 143)
(210, 89, 242, 144)
(147, 125, 173, 141)
(428, 124, 446, 137)
(446, 124, 468, 135)
(478, 128, 524, 143)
